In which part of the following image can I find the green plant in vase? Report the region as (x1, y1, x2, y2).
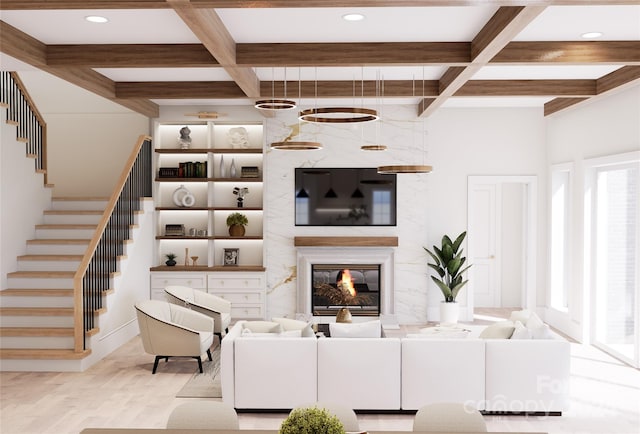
(226, 212, 248, 237)
(279, 406, 345, 434)
(424, 231, 471, 325)
(164, 252, 177, 267)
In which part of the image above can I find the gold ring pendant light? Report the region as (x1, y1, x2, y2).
(377, 69, 432, 174)
(270, 67, 322, 151)
(299, 68, 378, 124)
(255, 68, 296, 111)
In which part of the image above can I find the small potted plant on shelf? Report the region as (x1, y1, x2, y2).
(279, 406, 345, 434)
(226, 212, 248, 237)
(424, 231, 471, 326)
(164, 252, 177, 267)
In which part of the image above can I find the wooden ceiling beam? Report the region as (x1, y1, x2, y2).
(457, 79, 596, 97)
(116, 81, 247, 99)
(2, 1, 634, 9)
(544, 66, 640, 116)
(0, 21, 158, 117)
(419, 5, 546, 117)
(237, 43, 470, 66)
(167, 0, 260, 98)
(115, 78, 601, 99)
(493, 41, 640, 64)
(47, 44, 218, 67)
(263, 80, 440, 98)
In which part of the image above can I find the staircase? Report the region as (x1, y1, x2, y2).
(0, 197, 108, 362)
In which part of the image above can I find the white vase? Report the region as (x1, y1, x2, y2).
(439, 301, 459, 326)
(219, 155, 226, 177)
(230, 158, 237, 178)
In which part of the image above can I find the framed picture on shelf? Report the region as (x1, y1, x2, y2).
(223, 248, 239, 266)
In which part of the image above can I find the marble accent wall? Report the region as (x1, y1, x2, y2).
(264, 105, 431, 324)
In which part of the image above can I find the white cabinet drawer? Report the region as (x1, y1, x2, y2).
(231, 305, 264, 319)
(208, 274, 264, 289)
(212, 291, 263, 304)
(151, 273, 206, 290)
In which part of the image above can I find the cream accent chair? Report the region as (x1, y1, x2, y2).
(166, 401, 239, 430)
(165, 285, 231, 342)
(293, 402, 360, 432)
(413, 402, 487, 432)
(135, 300, 214, 374)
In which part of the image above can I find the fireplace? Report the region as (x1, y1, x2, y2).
(311, 264, 381, 317)
(295, 239, 396, 320)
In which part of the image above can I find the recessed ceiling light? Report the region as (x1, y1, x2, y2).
(581, 32, 603, 39)
(342, 13, 365, 22)
(85, 15, 109, 24)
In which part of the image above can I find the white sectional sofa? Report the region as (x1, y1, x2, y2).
(221, 317, 570, 414)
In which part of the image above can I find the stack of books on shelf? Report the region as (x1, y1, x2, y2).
(159, 161, 208, 178)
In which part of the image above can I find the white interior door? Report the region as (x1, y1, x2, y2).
(468, 176, 537, 313)
(469, 183, 500, 307)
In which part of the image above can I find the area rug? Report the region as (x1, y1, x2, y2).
(176, 347, 221, 398)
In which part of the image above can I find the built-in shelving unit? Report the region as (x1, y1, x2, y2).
(150, 121, 266, 319)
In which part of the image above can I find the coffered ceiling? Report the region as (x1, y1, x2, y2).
(1, 1, 639, 119)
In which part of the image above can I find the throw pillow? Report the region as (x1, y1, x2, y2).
(272, 317, 315, 337)
(280, 329, 303, 337)
(525, 311, 545, 330)
(242, 321, 283, 334)
(530, 323, 554, 340)
(479, 320, 515, 339)
(509, 309, 532, 323)
(329, 320, 381, 338)
(510, 320, 532, 339)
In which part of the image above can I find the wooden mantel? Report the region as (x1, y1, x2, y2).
(294, 236, 398, 247)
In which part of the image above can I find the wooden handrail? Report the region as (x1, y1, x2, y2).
(2, 72, 48, 185)
(72, 135, 152, 353)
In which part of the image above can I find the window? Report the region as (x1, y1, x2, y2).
(586, 151, 639, 367)
(550, 164, 572, 311)
(372, 190, 392, 225)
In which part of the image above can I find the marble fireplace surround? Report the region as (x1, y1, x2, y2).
(295, 237, 397, 321)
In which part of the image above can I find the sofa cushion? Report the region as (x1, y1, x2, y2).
(509, 309, 532, 323)
(510, 321, 532, 339)
(272, 317, 315, 337)
(242, 321, 282, 333)
(329, 320, 381, 338)
(479, 321, 515, 339)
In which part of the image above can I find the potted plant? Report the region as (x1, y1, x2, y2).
(226, 212, 248, 237)
(164, 252, 177, 267)
(424, 231, 471, 326)
(279, 406, 345, 434)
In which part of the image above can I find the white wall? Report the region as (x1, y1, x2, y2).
(0, 109, 52, 289)
(545, 86, 640, 341)
(264, 105, 546, 324)
(16, 71, 150, 197)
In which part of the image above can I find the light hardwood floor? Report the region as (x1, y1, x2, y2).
(1, 310, 638, 434)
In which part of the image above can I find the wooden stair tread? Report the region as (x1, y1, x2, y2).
(0, 348, 91, 360)
(0, 327, 74, 337)
(27, 239, 90, 244)
(18, 254, 83, 261)
(0, 307, 74, 316)
(8, 271, 75, 278)
(0, 288, 73, 296)
(52, 196, 109, 201)
(44, 210, 103, 215)
(35, 224, 97, 229)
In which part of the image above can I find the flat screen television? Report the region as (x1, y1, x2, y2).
(295, 168, 397, 226)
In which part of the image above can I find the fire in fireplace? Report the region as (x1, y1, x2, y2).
(311, 264, 381, 316)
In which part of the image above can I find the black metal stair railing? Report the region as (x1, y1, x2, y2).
(0, 71, 48, 184)
(75, 136, 152, 351)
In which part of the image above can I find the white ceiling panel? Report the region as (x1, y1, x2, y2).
(95, 67, 234, 82)
(514, 5, 640, 41)
(472, 65, 622, 80)
(256, 66, 447, 82)
(216, 7, 498, 43)
(442, 97, 553, 108)
(0, 9, 199, 44)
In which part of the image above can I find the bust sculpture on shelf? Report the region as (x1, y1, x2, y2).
(233, 186, 249, 208)
(178, 126, 192, 149)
